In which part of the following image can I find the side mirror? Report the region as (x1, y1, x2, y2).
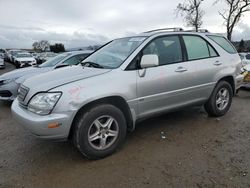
(55, 63, 69, 69)
(140, 54, 159, 69)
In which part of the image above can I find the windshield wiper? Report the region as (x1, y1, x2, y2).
(81, 61, 104, 69)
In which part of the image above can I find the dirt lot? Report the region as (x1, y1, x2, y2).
(0, 62, 250, 188)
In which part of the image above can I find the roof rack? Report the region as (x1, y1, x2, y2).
(143, 27, 184, 33)
(185, 29, 210, 33)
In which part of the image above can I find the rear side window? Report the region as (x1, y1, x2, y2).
(207, 35, 237, 54)
(183, 35, 210, 60)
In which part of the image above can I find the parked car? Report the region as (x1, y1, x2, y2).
(0, 57, 5, 69)
(7, 50, 25, 63)
(241, 64, 250, 89)
(0, 49, 7, 61)
(12, 28, 243, 159)
(13, 52, 37, 68)
(36, 52, 57, 64)
(239, 52, 250, 66)
(0, 51, 92, 101)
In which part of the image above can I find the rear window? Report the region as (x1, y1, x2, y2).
(207, 35, 237, 54)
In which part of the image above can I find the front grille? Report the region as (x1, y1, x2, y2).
(0, 90, 12, 98)
(21, 61, 32, 64)
(18, 85, 29, 101)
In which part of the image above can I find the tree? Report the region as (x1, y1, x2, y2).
(32, 40, 50, 52)
(176, 0, 205, 31)
(217, 0, 250, 41)
(50, 43, 65, 53)
(238, 39, 245, 52)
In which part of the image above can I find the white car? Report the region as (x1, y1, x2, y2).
(13, 53, 37, 68)
(7, 49, 24, 63)
(239, 53, 250, 66)
(0, 57, 5, 69)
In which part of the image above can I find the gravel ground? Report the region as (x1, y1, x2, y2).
(0, 62, 250, 188)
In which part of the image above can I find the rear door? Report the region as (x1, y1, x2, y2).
(181, 35, 222, 100)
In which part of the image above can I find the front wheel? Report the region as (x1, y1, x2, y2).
(204, 81, 233, 117)
(73, 104, 127, 160)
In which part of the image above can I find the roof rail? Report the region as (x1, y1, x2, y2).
(185, 29, 210, 33)
(143, 27, 184, 33)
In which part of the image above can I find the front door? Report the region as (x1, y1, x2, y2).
(136, 35, 196, 118)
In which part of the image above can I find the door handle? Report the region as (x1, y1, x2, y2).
(213, 61, 222, 66)
(175, 66, 187, 73)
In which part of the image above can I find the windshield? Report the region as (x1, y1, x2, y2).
(39, 53, 71, 68)
(16, 53, 32, 58)
(82, 37, 146, 69)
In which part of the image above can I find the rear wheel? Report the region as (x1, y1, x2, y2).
(73, 104, 127, 159)
(204, 81, 233, 117)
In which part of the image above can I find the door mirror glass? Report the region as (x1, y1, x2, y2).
(140, 54, 159, 68)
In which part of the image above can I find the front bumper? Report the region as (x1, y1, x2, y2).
(20, 62, 37, 68)
(11, 99, 73, 140)
(0, 81, 19, 101)
(235, 73, 245, 90)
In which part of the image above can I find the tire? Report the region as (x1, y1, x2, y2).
(15, 61, 19, 68)
(204, 81, 233, 117)
(73, 104, 127, 160)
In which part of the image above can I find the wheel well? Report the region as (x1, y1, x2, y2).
(218, 76, 235, 95)
(68, 96, 134, 139)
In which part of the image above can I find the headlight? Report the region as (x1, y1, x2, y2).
(27, 92, 62, 115)
(3, 78, 17, 84)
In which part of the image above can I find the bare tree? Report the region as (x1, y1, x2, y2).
(176, 0, 205, 31)
(217, 0, 250, 41)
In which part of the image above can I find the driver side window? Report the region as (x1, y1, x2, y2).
(142, 36, 183, 66)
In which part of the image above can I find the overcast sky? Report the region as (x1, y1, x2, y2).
(1, 0, 250, 49)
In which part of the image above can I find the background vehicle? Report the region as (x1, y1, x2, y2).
(7, 50, 25, 63)
(12, 29, 242, 159)
(13, 52, 37, 68)
(0, 57, 5, 69)
(239, 52, 250, 66)
(240, 64, 250, 89)
(36, 52, 57, 64)
(0, 49, 7, 61)
(0, 50, 92, 101)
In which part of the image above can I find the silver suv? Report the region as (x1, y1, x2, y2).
(12, 28, 243, 159)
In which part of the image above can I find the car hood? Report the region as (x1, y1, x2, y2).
(15, 57, 35, 61)
(23, 65, 112, 92)
(0, 67, 51, 81)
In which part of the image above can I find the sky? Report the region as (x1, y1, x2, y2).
(0, 0, 250, 49)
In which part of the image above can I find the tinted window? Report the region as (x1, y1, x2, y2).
(142, 36, 182, 65)
(183, 35, 210, 60)
(207, 35, 237, 54)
